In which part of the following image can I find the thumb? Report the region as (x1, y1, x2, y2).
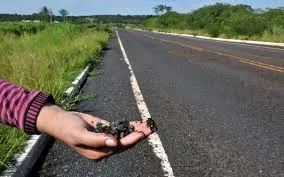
(77, 129, 118, 148)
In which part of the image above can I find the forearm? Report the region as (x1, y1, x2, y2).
(0, 79, 53, 134)
(36, 104, 66, 135)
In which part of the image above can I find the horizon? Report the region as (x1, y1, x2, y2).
(0, 0, 284, 16)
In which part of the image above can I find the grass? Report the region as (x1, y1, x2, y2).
(0, 22, 48, 36)
(64, 93, 97, 110)
(0, 22, 110, 172)
(252, 27, 284, 43)
(0, 126, 28, 170)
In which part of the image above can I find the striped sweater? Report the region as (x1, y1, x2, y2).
(0, 79, 53, 134)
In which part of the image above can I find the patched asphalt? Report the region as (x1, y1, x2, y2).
(35, 30, 283, 177)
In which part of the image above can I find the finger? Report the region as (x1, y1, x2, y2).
(130, 120, 155, 137)
(77, 129, 118, 148)
(78, 113, 109, 127)
(119, 131, 145, 147)
(74, 146, 115, 160)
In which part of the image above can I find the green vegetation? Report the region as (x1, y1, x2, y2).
(153, 4, 172, 15)
(0, 13, 150, 25)
(59, 9, 69, 22)
(0, 5, 148, 25)
(143, 3, 284, 42)
(64, 93, 97, 111)
(0, 22, 110, 172)
(0, 23, 47, 36)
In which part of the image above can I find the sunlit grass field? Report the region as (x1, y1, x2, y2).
(0, 22, 110, 172)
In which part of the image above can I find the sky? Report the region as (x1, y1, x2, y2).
(0, 0, 283, 16)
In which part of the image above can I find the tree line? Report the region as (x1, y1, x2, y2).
(0, 6, 69, 22)
(0, 6, 149, 25)
(145, 3, 284, 38)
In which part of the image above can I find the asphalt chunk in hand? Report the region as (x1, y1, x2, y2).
(95, 119, 157, 139)
(146, 118, 158, 132)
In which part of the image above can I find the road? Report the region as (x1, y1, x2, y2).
(35, 29, 284, 177)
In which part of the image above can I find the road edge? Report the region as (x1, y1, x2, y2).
(1, 64, 93, 177)
(132, 29, 284, 47)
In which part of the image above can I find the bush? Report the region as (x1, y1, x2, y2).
(207, 23, 220, 37)
(269, 25, 284, 35)
(263, 9, 284, 28)
(227, 14, 267, 36)
(144, 17, 159, 29)
(158, 12, 187, 29)
(192, 32, 198, 36)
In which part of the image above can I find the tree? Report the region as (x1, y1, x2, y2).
(153, 4, 172, 15)
(40, 6, 49, 15)
(165, 6, 173, 12)
(39, 6, 50, 22)
(48, 9, 53, 23)
(158, 11, 187, 29)
(59, 9, 69, 22)
(263, 8, 284, 28)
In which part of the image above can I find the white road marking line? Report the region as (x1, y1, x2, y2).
(116, 30, 175, 177)
(191, 37, 284, 51)
(172, 33, 284, 52)
(137, 29, 284, 48)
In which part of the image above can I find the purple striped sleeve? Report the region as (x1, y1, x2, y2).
(0, 79, 54, 134)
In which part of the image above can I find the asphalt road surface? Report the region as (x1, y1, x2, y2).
(35, 30, 283, 177)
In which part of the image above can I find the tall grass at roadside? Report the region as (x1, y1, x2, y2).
(0, 22, 47, 36)
(0, 24, 109, 98)
(0, 23, 109, 172)
(254, 26, 284, 43)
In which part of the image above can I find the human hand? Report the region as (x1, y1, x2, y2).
(36, 105, 156, 160)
